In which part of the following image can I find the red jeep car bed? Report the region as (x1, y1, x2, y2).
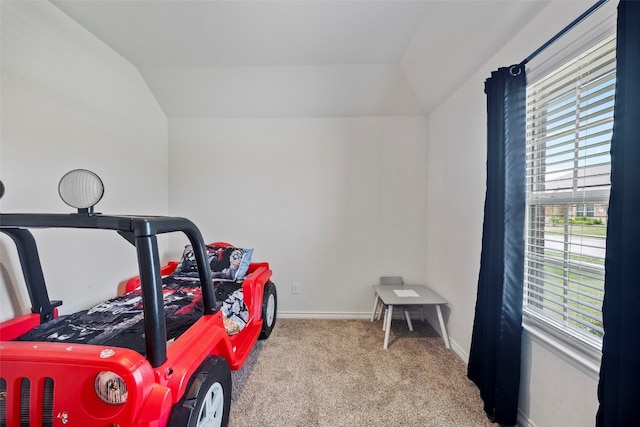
(0, 170, 277, 427)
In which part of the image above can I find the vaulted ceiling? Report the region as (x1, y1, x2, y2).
(52, 0, 550, 118)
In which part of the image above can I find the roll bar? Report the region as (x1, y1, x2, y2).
(0, 212, 221, 368)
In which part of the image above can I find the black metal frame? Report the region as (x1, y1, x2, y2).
(0, 212, 221, 368)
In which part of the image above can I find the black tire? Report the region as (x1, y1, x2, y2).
(259, 281, 277, 340)
(168, 356, 232, 427)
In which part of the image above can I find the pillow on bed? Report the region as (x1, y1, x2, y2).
(173, 244, 253, 281)
(235, 247, 253, 280)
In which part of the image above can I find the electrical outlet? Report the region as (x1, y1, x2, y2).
(292, 282, 301, 294)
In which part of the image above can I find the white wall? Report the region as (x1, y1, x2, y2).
(426, 1, 602, 426)
(0, 1, 168, 320)
(0, 1, 605, 424)
(168, 117, 428, 316)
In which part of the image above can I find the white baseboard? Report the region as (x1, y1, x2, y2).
(517, 410, 538, 427)
(277, 309, 428, 320)
(278, 309, 434, 321)
(277, 311, 372, 319)
(449, 338, 469, 363)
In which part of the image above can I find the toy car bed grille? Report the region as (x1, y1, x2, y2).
(0, 376, 54, 427)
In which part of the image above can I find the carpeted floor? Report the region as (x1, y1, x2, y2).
(229, 318, 493, 427)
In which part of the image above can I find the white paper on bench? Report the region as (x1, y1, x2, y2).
(393, 289, 420, 297)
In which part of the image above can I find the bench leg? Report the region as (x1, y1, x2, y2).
(382, 307, 388, 331)
(384, 304, 393, 349)
(376, 302, 384, 321)
(371, 294, 380, 322)
(436, 304, 450, 349)
(404, 309, 413, 331)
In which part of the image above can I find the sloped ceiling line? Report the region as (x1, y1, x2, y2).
(51, 0, 550, 118)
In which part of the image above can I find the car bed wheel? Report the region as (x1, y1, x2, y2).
(169, 356, 231, 427)
(259, 281, 277, 340)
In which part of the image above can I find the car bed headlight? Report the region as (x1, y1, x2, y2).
(58, 169, 104, 213)
(94, 371, 128, 405)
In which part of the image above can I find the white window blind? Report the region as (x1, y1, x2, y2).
(524, 34, 615, 348)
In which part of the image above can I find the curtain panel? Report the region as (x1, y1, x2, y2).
(467, 65, 526, 426)
(597, 0, 640, 425)
(467, 65, 526, 425)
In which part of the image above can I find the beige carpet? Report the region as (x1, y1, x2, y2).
(229, 318, 493, 427)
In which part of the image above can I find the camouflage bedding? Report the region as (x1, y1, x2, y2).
(16, 277, 249, 355)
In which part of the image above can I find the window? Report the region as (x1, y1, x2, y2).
(524, 34, 615, 350)
(576, 203, 595, 217)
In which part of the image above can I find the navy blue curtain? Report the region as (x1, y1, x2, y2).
(467, 64, 526, 426)
(597, 1, 640, 425)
